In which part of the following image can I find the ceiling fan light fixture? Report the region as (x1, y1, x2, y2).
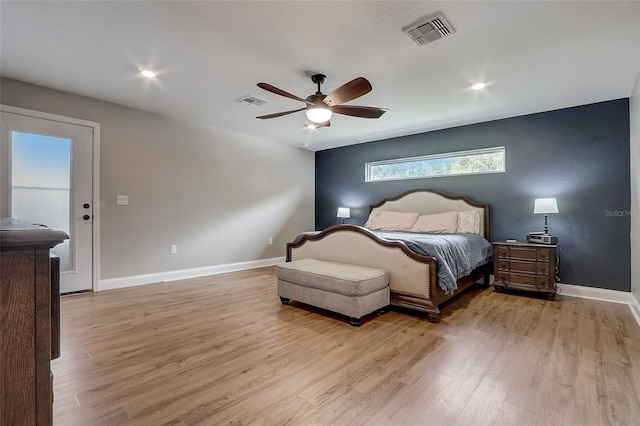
(256, 74, 385, 126)
(306, 106, 332, 124)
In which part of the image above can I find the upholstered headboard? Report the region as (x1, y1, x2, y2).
(369, 189, 490, 239)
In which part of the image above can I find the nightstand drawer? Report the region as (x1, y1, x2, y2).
(537, 263, 551, 275)
(505, 260, 536, 274)
(496, 246, 510, 258)
(506, 247, 537, 260)
(535, 276, 554, 290)
(496, 260, 551, 275)
(496, 273, 554, 290)
(501, 272, 536, 287)
(496, 259, 510, 270)
(496, 246, 553, 262)
(537, 249, 552, 262)
(495, 271, 509, 283)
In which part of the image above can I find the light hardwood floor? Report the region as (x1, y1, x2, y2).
(53, 267, 640, 425)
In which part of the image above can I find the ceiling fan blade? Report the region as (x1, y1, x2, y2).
(257, 83, 311, 105)
(331, 105, 387, 119)
(256, 108, 306, 119)
(323, 77, 372, 106)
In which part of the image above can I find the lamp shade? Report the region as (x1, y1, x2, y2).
(306, 106, 332, 124)
(533, 198, 559, 214)
(336, 207, 351, 219)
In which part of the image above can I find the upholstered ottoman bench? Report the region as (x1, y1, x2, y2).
(276, 259, 390, 326)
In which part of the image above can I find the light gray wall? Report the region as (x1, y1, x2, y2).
(0, 77, 315, 280)
(631, 71, 640, 302)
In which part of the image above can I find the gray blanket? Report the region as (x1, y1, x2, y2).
(373, 231, 493, 293)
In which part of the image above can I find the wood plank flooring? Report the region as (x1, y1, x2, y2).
(52, 267, 640, 425)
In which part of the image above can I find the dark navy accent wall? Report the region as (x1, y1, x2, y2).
(315, 99, 631, 291)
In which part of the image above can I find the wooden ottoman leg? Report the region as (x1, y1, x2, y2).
(349, 317, 362, 327)
(280, 297, 290, 305)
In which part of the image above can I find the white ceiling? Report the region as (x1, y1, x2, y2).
(1, 1, 639, 151)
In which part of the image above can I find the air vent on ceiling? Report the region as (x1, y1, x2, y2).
(402, 13, 455, 46)
(235, 95, 268, 107)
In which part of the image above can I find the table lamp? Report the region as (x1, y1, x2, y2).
(337, 207, 350, 224)
(533, 198, 559, 234)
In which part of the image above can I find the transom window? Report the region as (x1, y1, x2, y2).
(365, 146, 505, 182)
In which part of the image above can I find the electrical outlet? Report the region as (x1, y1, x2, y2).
(268, 238, 273, 245)
(170, 244, 177, 254)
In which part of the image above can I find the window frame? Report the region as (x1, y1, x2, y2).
(365, 146, 506, 183)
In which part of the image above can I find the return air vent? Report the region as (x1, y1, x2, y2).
(402, 14, 455, 46)
(235, 95, 268, 107)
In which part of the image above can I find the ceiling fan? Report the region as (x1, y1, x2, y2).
(256, 74, 387, 128)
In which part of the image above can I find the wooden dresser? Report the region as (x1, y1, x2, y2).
(493, 241, 557, 300)
(0, 218, 68, 426)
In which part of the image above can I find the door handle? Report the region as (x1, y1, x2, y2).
(82, 215, 91, 221)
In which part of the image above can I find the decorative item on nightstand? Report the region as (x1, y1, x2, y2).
(528, 198, 558, 244)
(337, 207, 350, 224)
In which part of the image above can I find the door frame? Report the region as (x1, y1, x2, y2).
(1, 104, 100, 292)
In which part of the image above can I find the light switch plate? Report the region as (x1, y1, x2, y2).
(116, 195, 128, 206)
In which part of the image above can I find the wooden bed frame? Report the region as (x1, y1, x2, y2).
(286, 189, 491, 321)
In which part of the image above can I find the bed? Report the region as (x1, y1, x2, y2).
(286, 189, 492, 321)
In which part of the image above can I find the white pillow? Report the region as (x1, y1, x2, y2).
(364, 211, 419, 231)
(456, 210, 481, 234)
(410, 211, 458, 233)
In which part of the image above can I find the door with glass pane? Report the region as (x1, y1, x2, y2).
(1, 111, 94, 293)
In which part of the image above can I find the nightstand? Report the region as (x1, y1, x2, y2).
(492, 241, 557, 300)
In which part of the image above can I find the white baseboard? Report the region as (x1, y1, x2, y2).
(630, 301, 640, 329)
(558, 282, 640, 328)
(98, 257, 285, 291)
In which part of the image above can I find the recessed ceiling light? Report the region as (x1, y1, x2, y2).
(471, 82, 486, 90)
(140, 70, 157, 78)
